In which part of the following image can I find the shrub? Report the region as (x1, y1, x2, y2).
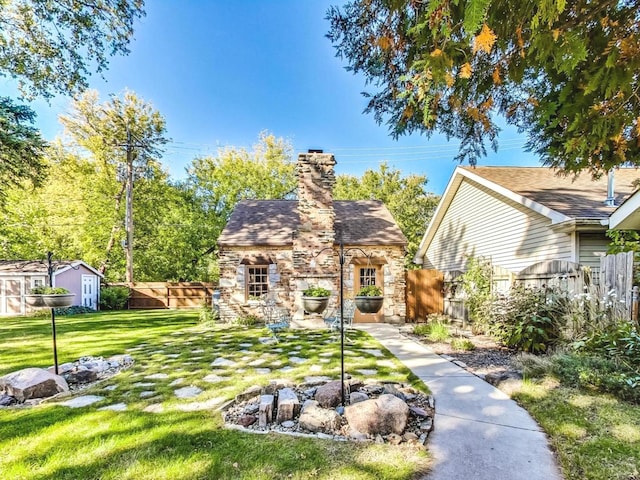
(451, 337, 476, 351)
(413, 320, 451, 342)
(99, 286, 130, 310)
(460, 256, 494, 332)
(55, 306, 95, 316)
(235, 314, 260, 327)
(198, 302, 218, 324)
(302, 286, 331, 297)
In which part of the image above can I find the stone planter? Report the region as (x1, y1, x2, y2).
(24, 294, 75, 309)
(355, 296, 383, 314)
(302, 296, 329, 314)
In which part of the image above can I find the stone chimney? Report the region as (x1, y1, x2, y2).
(292, 151, 337, 277)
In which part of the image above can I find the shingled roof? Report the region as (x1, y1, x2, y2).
(217, 199, 407, 247)
(461, 166, 640, 219)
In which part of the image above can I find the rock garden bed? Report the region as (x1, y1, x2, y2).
(224, 376, 435, 446)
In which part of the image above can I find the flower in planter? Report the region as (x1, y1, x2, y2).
(30, 287, 70, 295)
(356, 285, 382, 297)
(302, 286, 331, 297)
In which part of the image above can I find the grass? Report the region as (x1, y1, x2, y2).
(413, 321, 451, 343)
(513, 379, 640, 480)
(0, 310, 430, 479)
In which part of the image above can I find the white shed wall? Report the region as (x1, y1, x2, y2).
(424, 179, 574, 272)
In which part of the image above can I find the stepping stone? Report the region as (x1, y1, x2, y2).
(254, 368, 271, 375)
(304, 376, 332, 384)
(310, 365, 323, 373)
(149, 350, 165, 355)
(174, 386, 203, 399)
(203, 374, 228, 383)
(241, 356, 253, 362)
(192, 349, 204, 354)
(191, 356, 203, 361)
(271, 348, 284, 353)
(357, 369, 378, 376)
(98, 403, 127, 412)
(239, 343, 254, 348)
(211, 358, 237, 367)
(319, 352, 334, 357)
(60, 395, 105, 408)
(140, 391, 156, 398)
(363, 349, 385, 358)
(289, 356, 307, 364)
(239, 350, 252, 354)
(259, 337, 277, 345)
(319, 359, 331, 364)
(161, 365, 170, 370)
(166, 354, 181, 359)
(145, 373, 169, 380)
(288, 335, 300, 339)
(248, 359, 266, 366)
(169, 378, 185, 386)
(144, 403, 164, 413)
(133, 382, 156, 388)
(103, 385, 118, 391)
(377, 359, 396, 368)
(176, 397, 225, 412)
(280, 366, 294, 372)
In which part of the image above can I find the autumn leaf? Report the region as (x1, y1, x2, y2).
(445, 72, 455, 87)
(473, 24, 497, 54)
(430, 48, 443, 57)
(492, 66, 501, 85)
(460, 62, 473, 79)
(377, 36, 391, 50)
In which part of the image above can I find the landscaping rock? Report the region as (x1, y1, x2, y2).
(174, 386, 203, 399)
(298, 400, 341, 433)
(409, 406, 429, 418)
(259, 395, 275, 427)
(382, 384, 406, 401)
(314, 380, 344, 408)
(238, 415, 257, 427)
(350, 391, 369, 404)
(276, 388, 300, 424)
(65, 369, 99, 384)
(0, 367, 69, 402)
(0, 394, 17, 406)
(344, 394, 409, 436)
(235, 385, 262, 403)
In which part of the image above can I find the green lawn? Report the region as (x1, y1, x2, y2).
(0, 310, 430, 480)
(513, 378, 640, 480)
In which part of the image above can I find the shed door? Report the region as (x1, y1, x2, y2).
(1, 278, 24, 315)
(82, 275, 97, 308)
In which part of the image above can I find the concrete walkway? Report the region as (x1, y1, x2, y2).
(358, 323, 563, 480)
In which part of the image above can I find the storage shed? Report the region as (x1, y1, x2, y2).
(0, 260, 103, 316)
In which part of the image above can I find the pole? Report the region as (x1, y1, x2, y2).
(47, 252, 59, 375)
(339, 241, 345, 407)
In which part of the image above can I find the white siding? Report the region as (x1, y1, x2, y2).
(578, 232, 609, 271)
(424, 179, 574, 272)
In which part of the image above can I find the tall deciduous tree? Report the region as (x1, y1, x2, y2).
(334, 163, 439, 266)
(60, 90, 168, 281)
(327, 0, 640, 177)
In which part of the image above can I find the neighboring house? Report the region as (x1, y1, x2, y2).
(217, 152, 408, 324)
(0, 260, 103, 316)
(414, 166, 640, 274)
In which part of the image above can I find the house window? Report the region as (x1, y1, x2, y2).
(359, 267, 377, 287)
(246, 266, 268, 300)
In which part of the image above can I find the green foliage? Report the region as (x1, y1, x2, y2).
(234, 314, 261, 327)
(356, 285, 382, 296)
(55, 306, 96, 316)
(30, 287, 69, 294)
(327, 0, 640, 175)
(0, 0, 144, 100)
(450, 337, 476, 351)
(460, 256, 493, 330)
(413, 320, 451, 342)
(0, 97, 47, 200)
(334, 163, 439, 267)
(302, 286, 331, 297)
(99, 286, 130, 310)
(198, 302, 218, 325)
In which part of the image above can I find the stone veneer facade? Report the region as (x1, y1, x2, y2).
(216, 152, 406, 324)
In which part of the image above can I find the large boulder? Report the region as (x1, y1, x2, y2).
(0, 368, 69, 402)
(344, 393, 409, 436)
(298, 400, 341, 433)
(314, 380, 345, 408)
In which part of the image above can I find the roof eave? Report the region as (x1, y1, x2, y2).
(550, 218, 609, 233)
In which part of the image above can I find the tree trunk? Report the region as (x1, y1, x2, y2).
(99, 181, 126, 276)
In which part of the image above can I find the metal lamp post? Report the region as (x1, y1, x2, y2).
(313, 241, 371, 407)
(46, 252, 59, 375)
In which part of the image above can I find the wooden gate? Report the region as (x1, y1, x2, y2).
(406, 269, 444, 322)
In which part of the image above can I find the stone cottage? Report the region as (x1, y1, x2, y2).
(217, 152, 407, 324)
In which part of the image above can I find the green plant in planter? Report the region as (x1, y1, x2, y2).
(303, 286, 331, 297)
(356, 285, 382, 297)
(30, 286, 70, 295)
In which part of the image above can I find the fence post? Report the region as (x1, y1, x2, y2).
(632, 285, 639, 327)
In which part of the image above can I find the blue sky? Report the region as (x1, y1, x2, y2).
(2, 1, 541, 194)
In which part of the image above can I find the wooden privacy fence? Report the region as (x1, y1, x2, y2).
(109, 282, 217, 309)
